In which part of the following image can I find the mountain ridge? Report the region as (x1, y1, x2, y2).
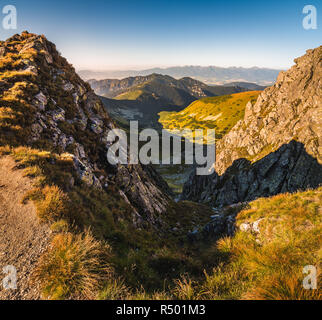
(79, 65, 281, 85)
(90, 74, 260, 128)
(0, 31, 175, 226)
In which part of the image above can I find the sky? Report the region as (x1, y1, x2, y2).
(0, 0, 321, 70)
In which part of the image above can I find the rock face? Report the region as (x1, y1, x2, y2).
(182, 46, 322, 207)
(183, 141, 322, 207)
(0, 32, 172, 226)
(188, 203, 247, 242)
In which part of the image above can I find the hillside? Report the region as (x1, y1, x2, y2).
(169, 188, 322, 300)
(89, 74, 250, 100)
(182, 46, 322, 207)
(159, 91, 261, 141)
(157, 91, 260, 193)
(0, 32, 173, 223)
(0, 32, 216, 299)
(0, 32, 320, 301)
(80, 66, 281, 85)
(89, 74, 259, 128)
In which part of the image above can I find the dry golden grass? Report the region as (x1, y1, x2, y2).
(244, 272, 322, 300)
(173, 277, 196, 300)
(23, 185, 70, 222)
(98, 279, 129, 300)
(33, 230, 114, 300)
(196, 188, 322, 300)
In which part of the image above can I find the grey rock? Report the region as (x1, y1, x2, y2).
(32, 92, 47, 111)
(90, 117, 104, 134)
(51, 108, 65, 122)
(62, 82, 74, 91)
(72, 156, 101, 189)
(183, 141, 322, 208)
(183, 46, 322, 208)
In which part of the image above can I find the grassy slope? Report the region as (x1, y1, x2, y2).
(159, 91, 260, 141)
(115, 89, 143, 100)
(167, 188, 322, 300)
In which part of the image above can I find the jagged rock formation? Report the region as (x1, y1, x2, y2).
(182, 46, 322, 207)
(183, 141, 322, 207)
(0, 32, 173, 226)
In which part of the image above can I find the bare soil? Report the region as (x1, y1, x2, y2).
(0, 156, 51, 300)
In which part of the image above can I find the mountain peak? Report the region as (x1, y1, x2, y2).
(182, 45, 322, 207)
(0, 31, 174, 225)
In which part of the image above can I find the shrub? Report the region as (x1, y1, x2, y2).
(50, 219, 69, 233)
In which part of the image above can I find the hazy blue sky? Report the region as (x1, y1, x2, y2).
(0, 0, 321, 70)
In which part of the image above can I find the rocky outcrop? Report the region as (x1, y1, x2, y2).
(0, 32, 173, 226)
(188, 203, 247, 241)
(183, 141, 322, 207)
(182, 46, 322, 207)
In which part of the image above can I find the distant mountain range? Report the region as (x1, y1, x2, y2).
(1, 31, 321, 302)
(79, 66, 281, 85)
(89, 74, 264, 128)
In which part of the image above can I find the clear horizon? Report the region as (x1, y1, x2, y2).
(76, 64, 285, 72)
(0, 0, 321, 70)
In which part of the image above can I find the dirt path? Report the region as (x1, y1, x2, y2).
(0, 156, 51, 300)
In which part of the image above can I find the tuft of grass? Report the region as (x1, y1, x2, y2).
(32, 230, 114, 300)
(172, 276, 197, 300)
(244, 272, 322, 300)
(99, 279, 129, 300)
(50, 219, 69, 233)
(23, 185, 70, 223)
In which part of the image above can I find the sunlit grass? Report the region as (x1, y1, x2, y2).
(159, 91, 260, 142)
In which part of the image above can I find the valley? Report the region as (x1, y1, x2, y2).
(0, 31, 321, 301)
(89, 77, 264, 194)
(90, 74, 263, 129)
